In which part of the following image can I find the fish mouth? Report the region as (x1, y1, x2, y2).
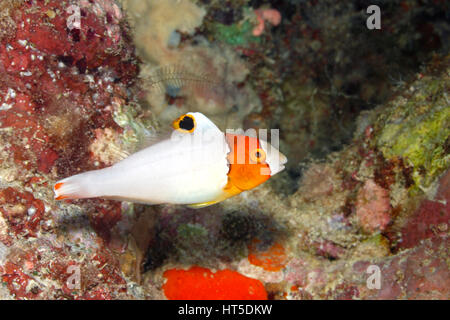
(269, 151, 287, 175)
(278, 152, 288, 172)
(280, 152, 288, 165)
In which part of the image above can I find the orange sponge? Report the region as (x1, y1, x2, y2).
(248, 240, 288, 272)
(163, 266, 267, 300)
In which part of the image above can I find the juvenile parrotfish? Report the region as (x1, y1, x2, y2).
(54, 112, 287, 208)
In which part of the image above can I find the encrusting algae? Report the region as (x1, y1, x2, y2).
(375, 62, 450, 191)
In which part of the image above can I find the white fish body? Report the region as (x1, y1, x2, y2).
(55, 113, 230, 205)
(54, 112, 287, 207)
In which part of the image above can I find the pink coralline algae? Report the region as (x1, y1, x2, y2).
(253, 9, 282, 36)
(397, 170, 449, 250)
(352, 236, 449, 300)
(313, 239, 345, 260)
(298, 164, 336, 201)
(0, 0, 137, 176)
(356, 179, 391, 233)
(0, 0, 138, 299)
(0, 187, 46, 238)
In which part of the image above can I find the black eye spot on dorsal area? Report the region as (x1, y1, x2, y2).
(172, 113, 197, 133)
(179, 115, 195, 131)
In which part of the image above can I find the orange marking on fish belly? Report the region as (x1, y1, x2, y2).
(55, 195, 69, 200)
(222, 179, 242, 198)
(54, 182, 64, 190)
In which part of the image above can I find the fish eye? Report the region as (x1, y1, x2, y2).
(250, 148, 266, 163)
(173, 114, 196, 133)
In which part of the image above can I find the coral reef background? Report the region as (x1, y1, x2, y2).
(0, 0, 448, 299)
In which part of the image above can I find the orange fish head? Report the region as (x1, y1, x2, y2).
(225, 134, 287, 192)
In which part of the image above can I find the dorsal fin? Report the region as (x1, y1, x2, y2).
(172, 112, 223, 135)
(128, 112, 225, 155)
(136, 126, 173, 149)
(109, 143, 131, 162)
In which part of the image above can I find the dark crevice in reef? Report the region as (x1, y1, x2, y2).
(143, 209, 287, 272)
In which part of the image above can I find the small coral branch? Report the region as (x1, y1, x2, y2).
(253, 8, 282, 36)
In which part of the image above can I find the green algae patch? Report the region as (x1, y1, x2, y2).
(375, 66, 450, 191)
(177, 223, 209, 239)
(363, 234, 389, 247)
(175, 223, 211, 263)
(212, 20, 261, 46)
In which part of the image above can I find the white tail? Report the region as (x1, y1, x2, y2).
(54, 171, 100, 200)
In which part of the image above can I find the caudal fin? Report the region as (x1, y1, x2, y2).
(54, 173, 97, 200)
